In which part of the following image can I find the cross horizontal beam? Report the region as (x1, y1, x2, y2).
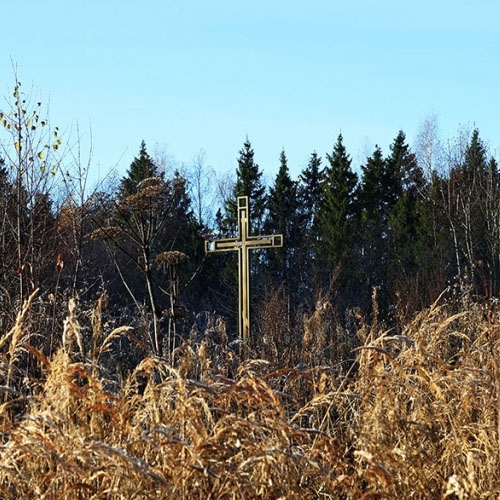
(205, 234, 283, 252)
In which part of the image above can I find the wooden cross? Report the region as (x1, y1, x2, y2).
(205, 196, 283, 355)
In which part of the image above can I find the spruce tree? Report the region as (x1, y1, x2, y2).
(299, 151, 324, 241)
(220, 138, 267, 235)
(357, 145, 392, 313)
(264, 150, 299, 286)
(118, 140, 159, 198)
(385, 131, 431, 313)
(296, 151, 325, 294)
(318, 134, 358, 277)
(463, 129, 488, 178)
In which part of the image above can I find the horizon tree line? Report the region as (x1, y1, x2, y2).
(1, 77, 499, 363)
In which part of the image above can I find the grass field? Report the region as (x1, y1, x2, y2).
(1, 291, 499, 499)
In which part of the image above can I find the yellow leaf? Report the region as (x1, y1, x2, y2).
(37, 151, 45, 160)
(14, 142, 21, 152)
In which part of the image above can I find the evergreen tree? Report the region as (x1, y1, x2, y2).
(463, 129, 488, 178)
(220, 138, 267, 235)
(318, 134, 358, 277)
(385, 132, 432, 313)
(118, 141, 159, 198)
(359, 146, 386, 220)
(357, 145, 394, 313)
(296, 151, 325, 295)
(298, 151, 324, 242)
(264, 150, 300, 286)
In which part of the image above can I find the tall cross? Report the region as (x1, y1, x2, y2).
(205, 196, 283, 355)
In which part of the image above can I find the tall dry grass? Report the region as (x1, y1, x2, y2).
(0, 291, 499, 498)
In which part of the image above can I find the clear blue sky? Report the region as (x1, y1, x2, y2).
(2, 0, 500, 185)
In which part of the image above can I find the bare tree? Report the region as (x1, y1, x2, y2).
(187, 148, 216, 228)
(414, 114, 445, 178)
(0, 72, 62, 304)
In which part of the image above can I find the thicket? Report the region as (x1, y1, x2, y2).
(1, 288, 499, 498)
(1, 76, 500, 497)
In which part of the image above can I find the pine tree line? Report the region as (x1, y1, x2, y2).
(1, 79, 499, 363)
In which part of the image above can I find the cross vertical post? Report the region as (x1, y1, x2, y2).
(205, 196, 283, 356)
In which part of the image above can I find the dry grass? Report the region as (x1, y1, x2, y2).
(0, 292, 499, 498)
